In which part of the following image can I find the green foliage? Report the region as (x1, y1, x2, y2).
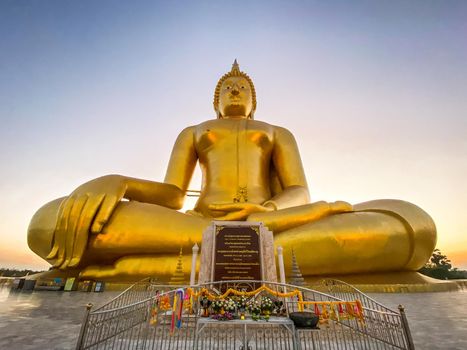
(426, 249, 452, 269)
(419, 249, 467, 280)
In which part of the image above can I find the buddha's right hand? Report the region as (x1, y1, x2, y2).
(46, 175, 128, 269)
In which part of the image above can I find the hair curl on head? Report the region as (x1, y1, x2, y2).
(213, 60, 257, 119)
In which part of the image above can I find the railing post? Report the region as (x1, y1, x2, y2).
(75, 303, 93, 350)
(277, 247, 291, 313)
(277, 246, 287, 290)
(137, 300, 152, 350)
(191, 243, 199, 286)
(398, 304, 415, 350)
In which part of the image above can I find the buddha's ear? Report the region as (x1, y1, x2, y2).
(217, 110, 223, 119)
(249, 110, 255, 120)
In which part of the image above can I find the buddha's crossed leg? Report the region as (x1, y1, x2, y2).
(29, 198, 435, 279)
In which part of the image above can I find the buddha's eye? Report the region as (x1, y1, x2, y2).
(241, 86, 245, 89)
(226, 86, 231, 89)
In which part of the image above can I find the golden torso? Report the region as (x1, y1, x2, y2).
(193, 119, 274, 216)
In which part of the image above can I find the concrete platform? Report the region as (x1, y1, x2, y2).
(306, 272, 464, 292)
(0, 286, 466, 349)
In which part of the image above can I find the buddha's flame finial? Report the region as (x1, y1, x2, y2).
(231, 59, 240, 74)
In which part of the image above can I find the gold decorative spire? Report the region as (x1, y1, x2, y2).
(231, 59, 240, 75)
(288, 248, 305, 287)
(169, 247, 187, 285)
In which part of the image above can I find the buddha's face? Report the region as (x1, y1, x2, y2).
(218, 76, 253, 119)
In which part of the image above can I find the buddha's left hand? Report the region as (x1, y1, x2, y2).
(209, 203, 274, 221)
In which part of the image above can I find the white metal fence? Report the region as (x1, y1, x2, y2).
(76, 280, 414, 350)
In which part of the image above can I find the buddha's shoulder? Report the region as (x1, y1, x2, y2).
(250, 121, 294, 137)
(193, 119, 218, 129)
(248, 120, 294, 134)
(193, 118, 285, 131)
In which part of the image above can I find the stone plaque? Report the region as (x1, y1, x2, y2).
(198, 221, 277, 286)
(213, 226, 261, 282)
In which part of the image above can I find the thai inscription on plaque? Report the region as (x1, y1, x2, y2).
(213, 226, 262, 282)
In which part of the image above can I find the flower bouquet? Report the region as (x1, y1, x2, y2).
(238, 296, 248, 308)
(211, 299, 225, 314)
(236, 296, 248, 320)
(224, 298, 237, 313)
(260, 296, 274, 321)
(247, 299, 261, 321)
(211, 298, 237, 321)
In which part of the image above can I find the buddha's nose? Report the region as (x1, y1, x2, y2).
(231, 88, 239, 96)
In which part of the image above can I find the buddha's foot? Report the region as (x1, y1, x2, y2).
(274, 199, 436, 276)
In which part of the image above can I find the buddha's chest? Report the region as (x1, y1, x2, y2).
(194, 120, 274, 155)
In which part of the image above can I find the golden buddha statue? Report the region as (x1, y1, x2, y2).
(28, 61, 436, 282)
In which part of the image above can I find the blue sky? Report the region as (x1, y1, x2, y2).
(0, 0, 466, 269)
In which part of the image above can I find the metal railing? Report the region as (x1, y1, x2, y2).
(76, 279, 414, 349)
(311, 279, 397, 313)
(93, 278, 186, 312)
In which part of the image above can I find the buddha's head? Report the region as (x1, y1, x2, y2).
(214, 60, 257, 119)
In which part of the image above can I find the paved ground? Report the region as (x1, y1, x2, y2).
(0, 286, 466, 349)
(369, 291, 467, 350)
(0, 287, 120, 349)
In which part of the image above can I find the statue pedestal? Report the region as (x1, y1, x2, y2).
(198, 221, 277, 286)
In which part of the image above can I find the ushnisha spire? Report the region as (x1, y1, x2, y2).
(231, 59, 241, 75)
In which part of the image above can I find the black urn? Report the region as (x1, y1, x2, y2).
(289, 312, 319, 329)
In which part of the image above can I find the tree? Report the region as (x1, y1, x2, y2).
(426, 249, 451, 269)
(419, 249, 466, 280)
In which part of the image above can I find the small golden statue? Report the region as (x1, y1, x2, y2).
(28, 61, 436, 281)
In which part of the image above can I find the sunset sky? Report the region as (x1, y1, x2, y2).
(1, 0, 466, 270)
